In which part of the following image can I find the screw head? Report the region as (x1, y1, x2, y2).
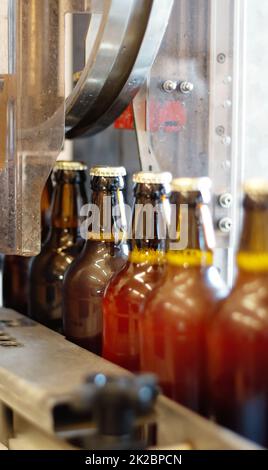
(216, 125, 225, 136)
(221, 136, 232, 146)
(162, 80, 177, 93)
(217, 53, 226, 64)
(218, 217, 232, 233)
(218, 193, 233, 209)
(179, 81, 194, 94)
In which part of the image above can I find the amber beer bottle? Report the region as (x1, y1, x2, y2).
(139, 178, 227, 416)
(102, 172, 172, 372)
(29, 161, 88, 332)
(2, 176, 53, 315)
(208, 180, 268, 446)
(63, 166, 128, 355)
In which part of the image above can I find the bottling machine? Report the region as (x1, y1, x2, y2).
(0, 0, 264, 450)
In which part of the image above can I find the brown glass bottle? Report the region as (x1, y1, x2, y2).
(29, 161, 88, 332)
(208, 180, 268, 446)
(139, 178, 227, 416)
(2, 176, 53, 315)
(63, 166, 128, 355)
(102, 172, 172, 372)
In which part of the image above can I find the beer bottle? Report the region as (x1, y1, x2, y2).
(139, 178, 227, 416)
(208, 180, 268, 446)
(102, 172, 172, 372)
(63, 166, 128, 355)
(41, 173, 53, 243)
(2, 175, 53, 315)
(29, 161, 88, 332)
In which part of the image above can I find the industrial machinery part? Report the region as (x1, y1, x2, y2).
(66, 0, 174, 138)
(58, 374, 159, 450)
(0, 0, 173, 256)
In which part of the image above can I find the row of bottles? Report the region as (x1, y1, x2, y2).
(2, 164, 268, 447)
(102, 175, 228, 417)
(2, 163, 129, 343)
(102, 171, 170, 370)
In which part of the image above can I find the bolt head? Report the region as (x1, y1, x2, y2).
(216, 125, 225, 137)
(217, 53, 226, 64)
(162, 80, 177, 93)
(218, 217, 232, 233)
(218, 193, 233, 209)
(179, 81, 194, 94)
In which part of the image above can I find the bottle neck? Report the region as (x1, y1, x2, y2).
(41, 175, 53, 243)
(85, 188, 127, 244)
(167, 191, 214, 268)
(49, 180, 87, 236)
(129, 185, 169, 265)
(237, 200, 268, 272)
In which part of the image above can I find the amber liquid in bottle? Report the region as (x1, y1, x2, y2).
(2, 176, 53, 315)
(102, 176, 170, 372)
(140, 181, 227, 416)
(63, 170, 128, 355)
(208, 186, 268, 446)
(29, 163, 87, 332)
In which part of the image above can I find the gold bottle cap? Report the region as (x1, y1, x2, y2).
(90, 166, 127, 177)
(133, 172, 172, 185)
(171, 177, 212, 193)
(54, 160, 87, 171)
(243, 179, 268, 196)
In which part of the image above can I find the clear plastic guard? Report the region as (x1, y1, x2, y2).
(0, 0, 98, 255)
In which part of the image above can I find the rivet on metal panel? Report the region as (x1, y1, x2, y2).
(216, 125, 225, 136)
(217, 53, 226, 64)
(223, 100, 232, 108)
(178, 81, 194, 94)
(218, 193, 233, 209)
(223, 76, 232, 84)
(221, 136, 232, 146)
(218, 217, 232, 233)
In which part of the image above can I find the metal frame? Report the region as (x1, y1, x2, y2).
(209, 0, 247, 285)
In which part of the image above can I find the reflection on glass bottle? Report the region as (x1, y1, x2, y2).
(208, 180, 268, 446)
(2, 175, 53, 315)
(140, 178, 227, 416)
(102, 172, 172, 372)
(29, 161, 88, 332)
(63, 166, 128, 355)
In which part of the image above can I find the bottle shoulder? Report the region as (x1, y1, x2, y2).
(211, 271, 268, 332)
(104, 261, 165, 299)
(143, 266, 223, 321)
(63, 246, 127, 292)
(30, 242, 81, 280)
